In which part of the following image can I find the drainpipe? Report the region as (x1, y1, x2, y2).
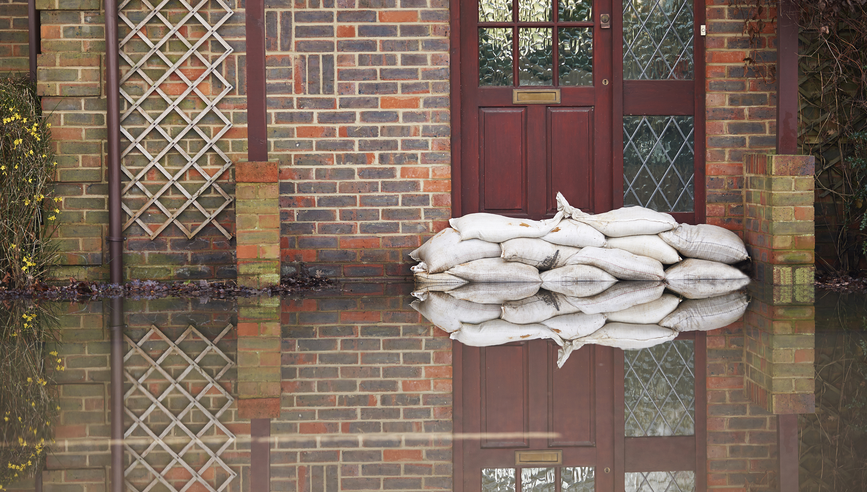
(27, 0, 38, 84)
(104, 0, 124, 285)
(776, 0, 798, 154)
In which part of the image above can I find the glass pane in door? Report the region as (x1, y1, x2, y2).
(519, 0, 552, 21)
(622, 0, 694, 79)
(623, 116, 694, 213)
(624, 340, 695, 436)
(480, 28, 514, 86)
(483, 468, 517, 491)
(625, 471, 696, 491)
(519, 28, 554, 86)
(480, 0, 513, 22)
(559, 0, 592, 21)
(559, 28, 593, 86)
(562, 467, 595, 491)
(521, 468, 556, 491)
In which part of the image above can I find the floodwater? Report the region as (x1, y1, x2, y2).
(0, 281, 864, 492)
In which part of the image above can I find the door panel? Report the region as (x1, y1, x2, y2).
(480, 108, 528, 214)
(481, 344, 530, 448)
(547, 107, 593, 214)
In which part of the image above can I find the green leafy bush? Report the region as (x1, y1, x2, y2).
(0, 77, 60, 289)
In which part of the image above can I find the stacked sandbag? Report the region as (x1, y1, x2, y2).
(410, 191, 754, 369)
(410, 280, 749, 368)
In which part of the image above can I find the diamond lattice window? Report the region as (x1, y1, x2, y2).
(118, 0, 235, 239)
(625, 471, 696, 492)
(623, 116, 694, 213)
(124, 324, 237, 492)
(624, 340, 695, 437)
(622, 0, 694, 79)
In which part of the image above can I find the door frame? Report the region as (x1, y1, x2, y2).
(449, 0, 707, 224)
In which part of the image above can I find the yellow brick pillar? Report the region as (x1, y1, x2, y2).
(235, 161, 281, 288)
(237, 297, 282, 419)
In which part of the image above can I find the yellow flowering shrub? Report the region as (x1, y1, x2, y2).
(0, 77, 60, 289)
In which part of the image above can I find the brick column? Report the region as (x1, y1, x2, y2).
(743, 286, 816, 415)
(237, 297, 282, 419)
(235, 161, 281, 288)
(744, 153, 816, 300)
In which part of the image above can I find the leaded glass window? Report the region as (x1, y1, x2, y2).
(624, 340, 695, 437)
(623, 115, 694, 213)
(622, 0, 694, 79)
(625, 471, 696, 491)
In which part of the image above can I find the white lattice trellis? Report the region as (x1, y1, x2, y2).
(118, 0, 235, 239)
(124, 324, 237, 492)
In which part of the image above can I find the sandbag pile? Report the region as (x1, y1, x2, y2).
(410, 192, 752, 366)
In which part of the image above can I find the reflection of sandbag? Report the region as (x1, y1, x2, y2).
(412, 272, 468, 291)
(452, 319, 564, 347)
(447, 282, 540, 304)
(664, 259, 750, 299)
(448, 257, 541, 283)
(580, 322, 678, 350)
(501, 238, 581, 270)
(542, 312, 607, 339)
(501, 291, 581, 325)
(565, 281, 665, 314)
(542, 280, 617, 298)
(605, 235, 681, 265)
(660, 291, 749, 332)
(409, 228, 501, 273)
(658, 223, 749, 264)
(557, 192, 677, 237)
(540, 264, 617, 283)
(605, 293, 681, 324)
(410, 291, 502, 333)
(567, 247, 665, 281)
(540, 219, 606, 248)
(449, 212, 564, 243)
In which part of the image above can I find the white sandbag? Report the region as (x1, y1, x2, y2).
(660, 291, 749, 332)
(557, 192, 677, 237)
(567, 247, 665, 281)
(501, 238, 581, 270)
(540, 264, 617, 283)
(605, 293, 681, 324)
(540, 219, 606, 248)
(664, 259, 750, 299)
(666, 278, 751, 300)
(412, 272, 468, 290)
(580, 322, 678, 350)
(448, 258, 542, 283)
(658, 223, 749, 264)
(452, 319, 564, 347)
(605, 235, 682, 265)
(410, 291, 502, 333)
(501, 291, 581, 325)
(542, 280, 617, 298)
(565, 281, 665, 314)
(541, 313, 607, 340)
(449, 211, 564, 243)
(557, 340, 585, 368)
(409, 228, 501, 273)
(447, 282, 540, 304)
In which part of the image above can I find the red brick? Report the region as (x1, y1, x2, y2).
(238, 398, 281, 419)
(236, 161, 279, 183)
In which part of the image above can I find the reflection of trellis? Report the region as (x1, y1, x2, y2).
(118, 0, 234, 239)
(123, 324, 237, 492)
(800, 331, 867, 491)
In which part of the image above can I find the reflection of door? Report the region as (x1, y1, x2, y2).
(458, 342, 616, 490)
(459, 0, 613, 218)
(455, 333, 707, 491)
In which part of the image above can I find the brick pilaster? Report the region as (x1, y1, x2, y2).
(744, 153, 816, 293)
(235, 161, 281, 288)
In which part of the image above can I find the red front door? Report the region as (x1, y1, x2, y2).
(459, 0, 613, 218)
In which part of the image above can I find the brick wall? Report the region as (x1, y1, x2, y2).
(269, 0, 453, 278)
(704, 0, 778, 234)
(0, 0, 28, 74)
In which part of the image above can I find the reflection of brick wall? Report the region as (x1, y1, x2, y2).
(0, 0, 29, 74)
(706, 321, 780, 491)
